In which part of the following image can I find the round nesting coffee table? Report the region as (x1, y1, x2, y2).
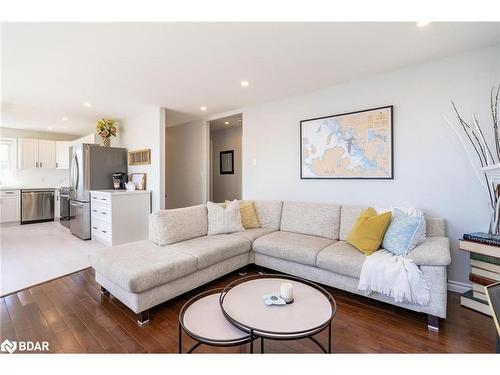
(219, 274, 336, 353)
(178, 289, 252, 353)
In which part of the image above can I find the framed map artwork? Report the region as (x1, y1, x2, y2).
(300, 105, 393, 179)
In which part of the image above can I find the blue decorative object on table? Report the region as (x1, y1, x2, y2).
(262, 293, 286, 306)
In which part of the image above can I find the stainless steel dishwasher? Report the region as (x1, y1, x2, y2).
(21, 189, 55, 224)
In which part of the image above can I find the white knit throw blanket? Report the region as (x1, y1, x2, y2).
(358, 250, 430, 305)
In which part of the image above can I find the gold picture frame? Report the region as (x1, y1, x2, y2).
(128, 149, 151, 165)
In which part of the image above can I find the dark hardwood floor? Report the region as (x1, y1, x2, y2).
(0, 267, 496, 353)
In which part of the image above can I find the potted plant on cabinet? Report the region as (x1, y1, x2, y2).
(96, 119, 117, 147)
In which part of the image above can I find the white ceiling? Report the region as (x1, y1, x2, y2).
(2, 22, 499, 136)
(210, 113, 242, 132)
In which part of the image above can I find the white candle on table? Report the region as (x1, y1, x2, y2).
(280, 282, 293, 302)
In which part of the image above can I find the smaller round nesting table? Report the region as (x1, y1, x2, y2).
(178, 274, 336, 353)
(178, 289, 252, 353)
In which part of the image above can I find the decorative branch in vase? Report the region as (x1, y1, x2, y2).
(96, 119, 117, 147)
(444, 84, 500, 236)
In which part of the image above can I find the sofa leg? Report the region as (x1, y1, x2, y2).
(137, 310, 150, 326)
(100, 286, 110, 296)
(427, 314, 439, 332)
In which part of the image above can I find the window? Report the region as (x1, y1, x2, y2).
(0, 138, 16, 184)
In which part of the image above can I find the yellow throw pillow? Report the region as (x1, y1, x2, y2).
(225, 200, 261, 229)
(347, 207, 392, 256)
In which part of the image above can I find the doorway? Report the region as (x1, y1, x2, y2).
(209, 114, 242, 203)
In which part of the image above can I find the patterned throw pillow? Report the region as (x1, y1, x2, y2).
(207, 200, 244, 235)
(375, 206, 427, 238)
(382, 209, 426, 255)
(225, 200, 261, 229)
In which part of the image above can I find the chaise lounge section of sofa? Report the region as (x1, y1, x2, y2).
(89, 200, 451, 330)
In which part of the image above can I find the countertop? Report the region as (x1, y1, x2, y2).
(90, 189, 151, 195)
(0, 186, 60, 191)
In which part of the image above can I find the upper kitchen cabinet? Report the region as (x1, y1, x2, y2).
(55, 141, 71, 169)
(38, 140, 56, 168)
(18, 138, 56, 169)
(18, 138, 39, 169)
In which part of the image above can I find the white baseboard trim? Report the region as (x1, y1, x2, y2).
(447, 280, 471, 293)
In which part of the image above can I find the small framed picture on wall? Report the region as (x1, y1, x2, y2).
(220, 150, 234, 174)
(130, 173, 147, 190)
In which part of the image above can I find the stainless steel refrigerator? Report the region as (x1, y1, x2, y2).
(69, 143, 127, 239)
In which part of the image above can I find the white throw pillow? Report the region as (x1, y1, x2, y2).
(375, 206, 424, 217)
(207, 200, 244, 235)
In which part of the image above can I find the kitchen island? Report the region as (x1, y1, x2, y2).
(89, 190, 151, 246)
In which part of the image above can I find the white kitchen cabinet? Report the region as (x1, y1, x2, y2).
(90, 190, 151, 246)
(18, 138, 39, 169)
(0, 189, 20, 223)
(55, 141, 71, 169)
(18, 138, 57, 169)
(38, 140, 56, 169)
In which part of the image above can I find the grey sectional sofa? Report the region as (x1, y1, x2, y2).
(90, 200, 451, 331)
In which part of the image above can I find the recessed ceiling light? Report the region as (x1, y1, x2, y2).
(416, 21, 431, 28)
(83, 102, 92, 108)
(200, 106, 207, 111)
(47, 127, 53, 130)
(62, 116, 69, 121)
(224, 121, 229, 125)
(241, 80, 249, 87)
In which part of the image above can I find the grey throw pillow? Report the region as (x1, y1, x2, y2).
(207, 200, 244, 235)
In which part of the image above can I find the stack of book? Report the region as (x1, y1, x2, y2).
(459, 232, 500, 316)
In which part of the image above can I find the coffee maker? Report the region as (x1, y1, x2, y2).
(112, 173, 127, 190)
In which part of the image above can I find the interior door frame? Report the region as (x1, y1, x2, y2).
(204, 110, 243, 204)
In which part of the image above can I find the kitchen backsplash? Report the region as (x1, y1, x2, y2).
(14, 168, 69, 188)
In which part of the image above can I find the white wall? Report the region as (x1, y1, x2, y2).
(72, 132, 121, 147)
(241, 45, 500, 286)
(211, 126, 242, 202)
(119, 107, 166, 212)
(166, 120, 207, 209)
